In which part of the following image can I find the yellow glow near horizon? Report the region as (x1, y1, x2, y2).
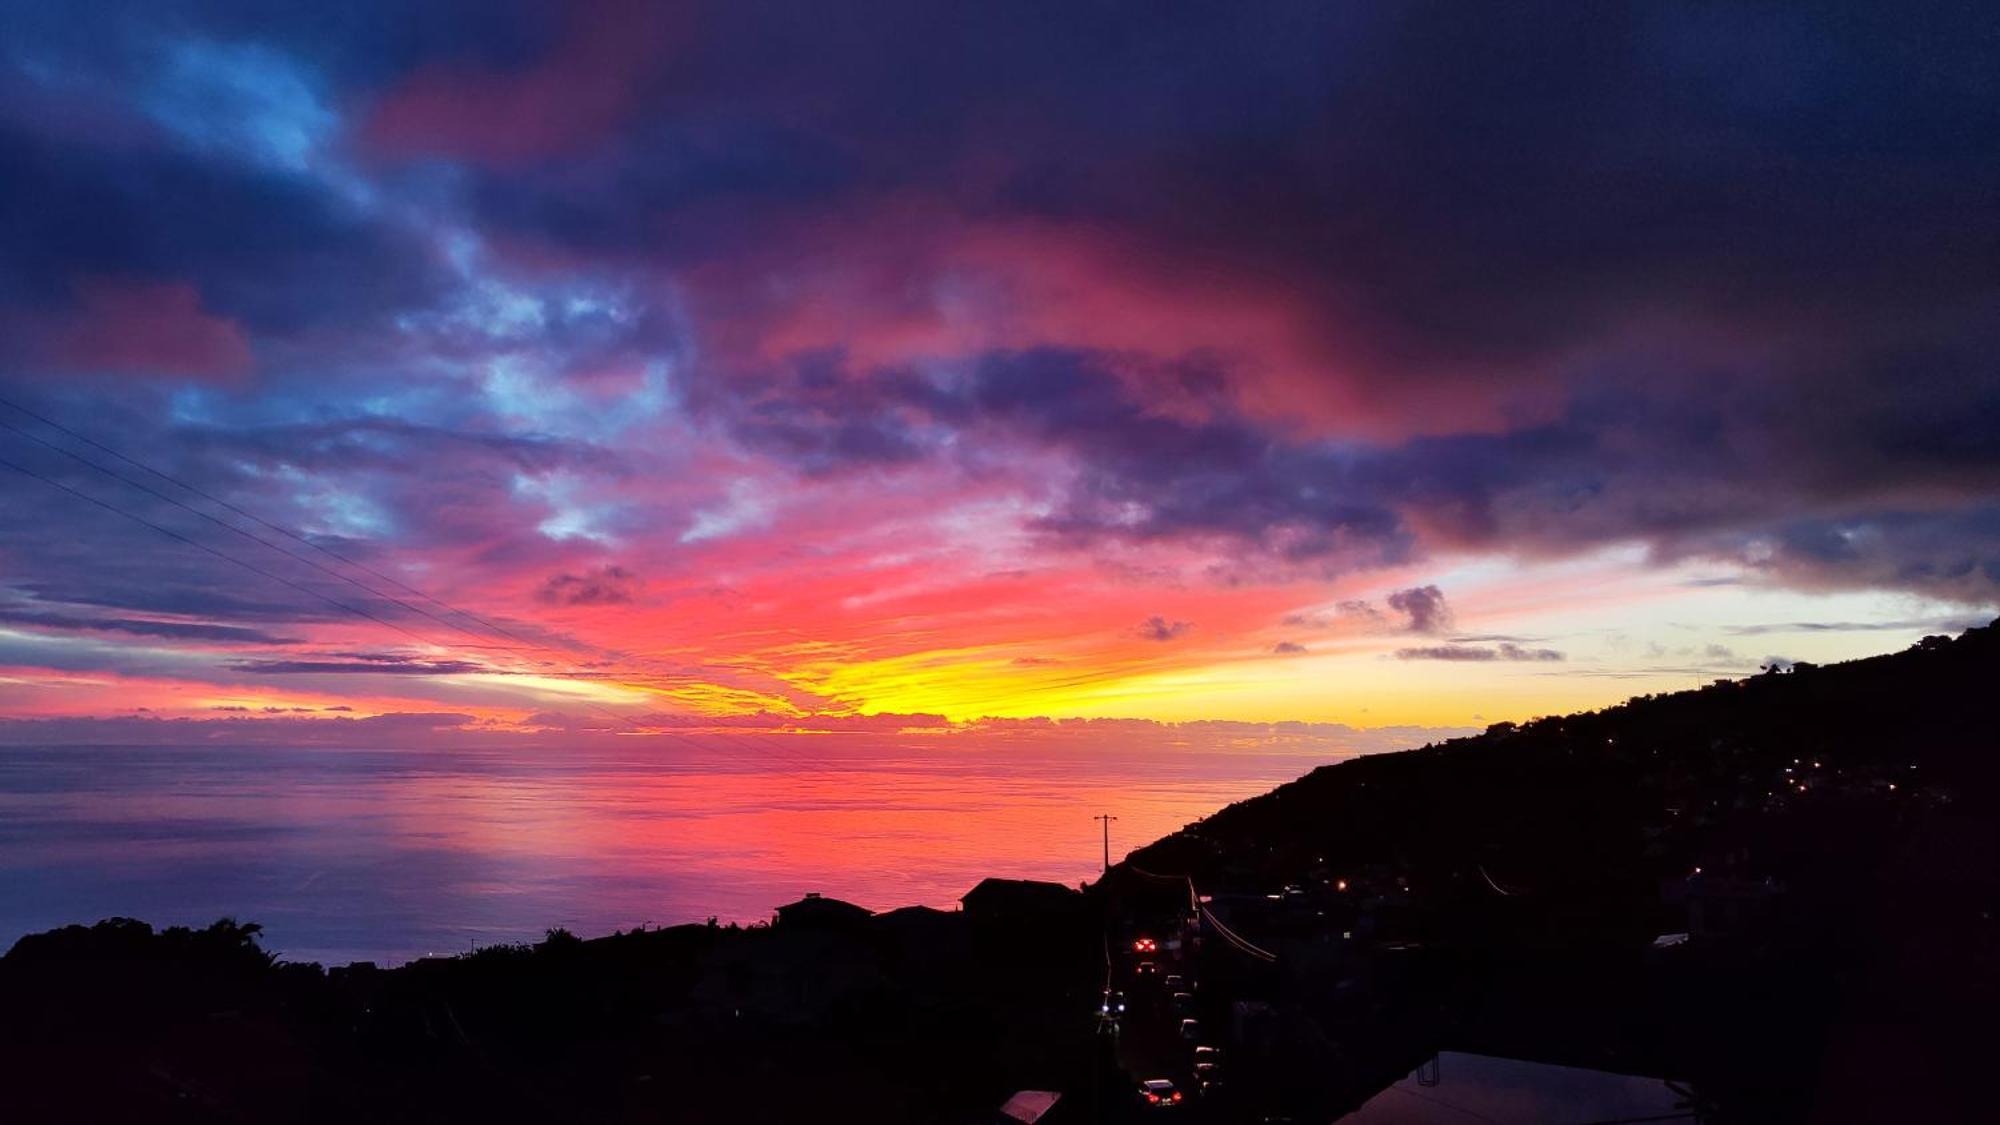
(23, 550, 1977, 733)
(739, 553, 1994, 728)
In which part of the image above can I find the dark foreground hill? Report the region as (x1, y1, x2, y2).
(2, 622, 1995, 1122)
(1115, 620, 2000, 1122)
(1130, 620, 1999, 933)
(0, 907, 1104, 1122)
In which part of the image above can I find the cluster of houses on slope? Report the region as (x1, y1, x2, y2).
(773, 877, 1084, 930)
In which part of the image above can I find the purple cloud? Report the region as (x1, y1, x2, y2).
(1396, 643, 1565, 663)
(1386, 586, 1452, 635)
(538, 566, 644, 607)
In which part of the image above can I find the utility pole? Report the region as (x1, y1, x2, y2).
(1094, 813, 1118, 872)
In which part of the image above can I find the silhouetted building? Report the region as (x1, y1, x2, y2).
(874, 903, 955, 934)
(959, 878, 1080, 922)
(773, 891, 871, 929)
(995, 1089, 1061, 1124)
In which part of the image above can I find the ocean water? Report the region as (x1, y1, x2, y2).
(0, 736, 1350, 965)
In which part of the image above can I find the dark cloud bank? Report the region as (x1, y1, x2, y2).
(0, 0, 1995, 639)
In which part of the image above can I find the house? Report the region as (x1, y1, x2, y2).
(959, 878, 1081, 922)
(995, 1090, 1061, 1124)
(874, 904, 956, 936)
(1340, 1051, 1686, 1123)
(773, 892, 871, 929)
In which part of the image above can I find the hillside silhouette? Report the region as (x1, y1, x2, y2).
(1114, 620, 1999, 1121)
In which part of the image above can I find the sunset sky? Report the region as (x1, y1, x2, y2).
(1, 1, 1995, 745)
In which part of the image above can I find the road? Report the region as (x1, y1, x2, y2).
(1101, 924, 1237, 1121)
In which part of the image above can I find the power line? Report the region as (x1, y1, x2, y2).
(0, 400, 881, 757)
(0, 403, 718, 739)
(0, 394, 545, 650)
(0, 441, 668, 740)
(1199, 902, 1277, 961)
(0, 451, 466, 653)
(0, 401, 820, 748)
(1128, 862, 1277, 962)
(0, 416, 530, 655)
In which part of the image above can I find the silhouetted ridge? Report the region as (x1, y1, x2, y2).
(1125, 620, 2000, 904)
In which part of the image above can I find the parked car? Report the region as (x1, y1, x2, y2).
(1171, 991, 1195, 1015)
(1138, 1078, 1183, 1109)
(1164, 973, 1185, 992)
(1179, 1017, 1201, 1040)
(1193, 1046, 1223, 1066)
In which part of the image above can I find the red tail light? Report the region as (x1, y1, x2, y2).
(1171, 1091, 1182, 1101)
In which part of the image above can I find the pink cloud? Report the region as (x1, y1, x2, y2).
(36, 278, 253, 381)
(674, 207, 1549, 442)
(361, 0, 685, 167)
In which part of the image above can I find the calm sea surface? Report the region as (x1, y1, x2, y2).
(0, 738, 1345, 965)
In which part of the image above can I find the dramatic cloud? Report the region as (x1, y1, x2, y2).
(537, 565, 644, 606)
(1387, 586, 1453, 635)
(1337, 601, 1386, 625)
(233, 655, 489, 676)
(0, 605, 297, 645)
(1396, 646, 1496, 663)
(1396, 643, 1566, 663)
(0, 1, 1994, 733)
(34, 279, 253, 380)
(1724, 617, 1989, 637)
